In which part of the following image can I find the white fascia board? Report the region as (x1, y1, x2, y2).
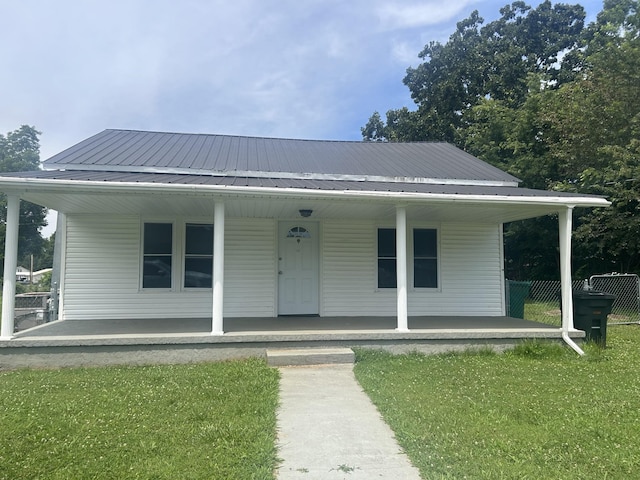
(3, 176, 609, 208)
(320, 188, 610, 208)
(46, 163, 520, 187)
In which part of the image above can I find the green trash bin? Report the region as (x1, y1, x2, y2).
(508, 280, 531, 319)
(572, 290, 616, 347)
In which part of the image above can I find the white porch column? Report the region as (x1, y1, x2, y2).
(396, 206, 409, 332)
(1, 194, 20, 339)
(558, 206, 575, 332)
(211, 202, 225, 335)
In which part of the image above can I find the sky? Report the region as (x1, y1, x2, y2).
(1, 0, 604, 236)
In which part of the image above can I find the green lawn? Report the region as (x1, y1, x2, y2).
(524, 299, 640, 327)
(4, 328, 640, 479)
(0, 359, 279, 480)
(524, 300, 562, 326)
(354, 326, 640, 480)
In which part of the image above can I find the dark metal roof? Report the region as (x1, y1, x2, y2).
(43, 129, 520, 186)
(1, 169, 599, 199)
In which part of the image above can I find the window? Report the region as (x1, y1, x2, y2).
(377, 227, 438, 289)
(377, 228, 397, 288)
(286, 226, 311, 238)
(184, 223, 213, 288)
(413, 229, 438, 288)
(142, 221, 214, 290)
(143, 223, 173, 288)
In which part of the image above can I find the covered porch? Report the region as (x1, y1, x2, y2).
(12, 314, 565, 337)
(0, 315, 583, 368)
(0, 156, 608, 361)
(0, 191, 586, 338)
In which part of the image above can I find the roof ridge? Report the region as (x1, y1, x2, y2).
(104, 129, 450, 145)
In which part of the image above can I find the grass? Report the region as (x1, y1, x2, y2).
(524, 300, 561, 326)
(524, 299, 640, 327)
(354, 326, 640, 479)
(0, 358, 280, 480)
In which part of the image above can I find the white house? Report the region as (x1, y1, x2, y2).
(0, 129, 609, 350)
(16, 267, 52, 284)
(15, 266, 30, 283)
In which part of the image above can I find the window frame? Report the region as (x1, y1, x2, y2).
(376, 227, 397, 289)
(140, 219, 215, 292)
(375, 225, 440, 291)
(141, 221, 175, 290)
(182, 222, 214, 289)
(410, 227, 439, 290)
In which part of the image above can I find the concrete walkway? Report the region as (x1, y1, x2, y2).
(276, 364, 422, 479)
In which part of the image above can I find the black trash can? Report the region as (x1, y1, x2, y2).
(508, 280, 531, 319)
(572, 290, 617, 347)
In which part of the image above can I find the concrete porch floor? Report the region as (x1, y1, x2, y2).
(1, 316, 582, 369)
(13, 315, 561, 337)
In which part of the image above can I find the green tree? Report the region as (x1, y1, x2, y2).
(0, 125, 48, 272)
(361, 111, 387, 142)
(567, 0, 640, 275)
(36, 233, 55, 271)
(470, 0, 640, 278)
(365, 1, 586, 143)
(363, 0, 640, 279)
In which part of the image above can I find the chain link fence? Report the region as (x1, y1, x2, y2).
(513, 274, 640, 326)
(14, 292, 51, 332)
(589, 274, 640, 325)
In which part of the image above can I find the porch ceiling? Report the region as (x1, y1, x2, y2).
(20, 189, 567, 223)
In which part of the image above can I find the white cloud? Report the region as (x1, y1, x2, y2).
(3, 1, 400, 152)
(390, 40, 422, 65)
(1, 0, 603, 165)
(375, 1, 479, 30)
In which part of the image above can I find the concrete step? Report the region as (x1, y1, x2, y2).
(266, 347, 355, 367)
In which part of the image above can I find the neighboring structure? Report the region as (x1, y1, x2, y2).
(0, 130, 609, 344)
(15, 266, 30, 283)
(16, 267, 52, 284)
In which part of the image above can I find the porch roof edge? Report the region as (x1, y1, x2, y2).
(0, 174, 610, 209)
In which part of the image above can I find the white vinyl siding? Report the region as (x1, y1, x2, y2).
(62, 215, 275, 320)
(64, 215, 150, 320)
(322, 220, 377, 316)
(322, 220, 503, 317)
(61, 214, 502, 320)
(224, 218, 276, 317)
(409, 223, 503, 316)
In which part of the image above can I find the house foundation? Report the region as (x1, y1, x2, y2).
(0, 316, 584, 369)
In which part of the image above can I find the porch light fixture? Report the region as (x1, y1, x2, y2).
(299, 209, 313, 218)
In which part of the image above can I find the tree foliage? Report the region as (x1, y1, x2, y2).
(363, 0, 640, 279)
(363, 1, 586, 143)
(0, 125, 49, 272)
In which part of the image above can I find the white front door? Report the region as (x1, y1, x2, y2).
(278, 221, 319, 315)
